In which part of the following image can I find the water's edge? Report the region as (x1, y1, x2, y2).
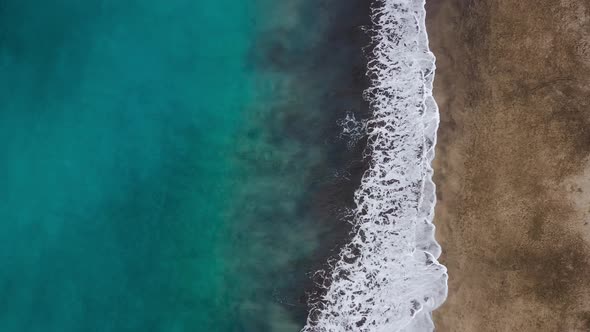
(303, 1, 448, 330)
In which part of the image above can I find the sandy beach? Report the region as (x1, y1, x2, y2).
(426, 0, 590, 330)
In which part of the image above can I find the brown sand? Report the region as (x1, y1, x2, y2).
(426, 0, 590, 331)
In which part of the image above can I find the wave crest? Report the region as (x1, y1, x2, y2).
(303, 0, 448, 331)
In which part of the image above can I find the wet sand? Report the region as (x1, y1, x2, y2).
(426, 0, 590, 331)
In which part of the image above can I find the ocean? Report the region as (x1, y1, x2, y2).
(0, 0, 446, 331)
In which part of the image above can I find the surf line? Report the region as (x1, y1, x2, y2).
(303, 1, 448, 331)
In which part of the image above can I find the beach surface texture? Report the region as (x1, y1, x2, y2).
(427, 0, 590, 330)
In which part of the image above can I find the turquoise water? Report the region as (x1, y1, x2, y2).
(0, 1, 370, 331)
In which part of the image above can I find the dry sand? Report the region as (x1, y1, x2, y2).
(426, 0, 590, 330)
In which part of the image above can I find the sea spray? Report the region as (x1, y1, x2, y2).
(303, 0, 448, 331)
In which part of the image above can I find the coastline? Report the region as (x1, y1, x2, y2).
(426, 0, 590, 330)
(304, 1, 448, 330)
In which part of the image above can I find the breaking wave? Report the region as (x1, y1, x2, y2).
(303, 0, 448, 331)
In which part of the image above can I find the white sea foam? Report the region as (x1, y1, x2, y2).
(303, 0, 448, 331)
(337, 111, 368, 150)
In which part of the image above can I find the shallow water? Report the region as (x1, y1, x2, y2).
(0, 1, 369, 331)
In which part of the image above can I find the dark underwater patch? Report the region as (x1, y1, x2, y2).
(235, 0, 373, 327)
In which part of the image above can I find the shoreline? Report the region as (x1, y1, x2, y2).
(427, 0, 590, 330)
(304, 1, 448, 330)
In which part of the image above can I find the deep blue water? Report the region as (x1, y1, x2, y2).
(0, 1, 370, 331)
